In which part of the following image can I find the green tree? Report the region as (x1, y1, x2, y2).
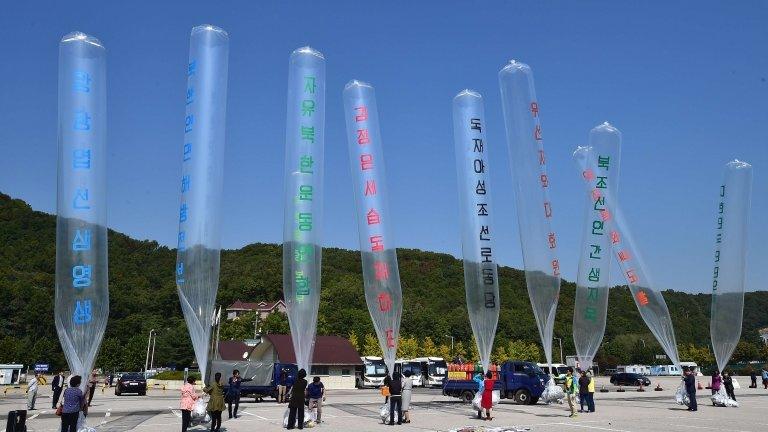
(363, 333, 382, 357)
(732, 341, 761, 363)
(466, 337, 480, 363)
(397, 335, 419, 359)
(437, 344, 452, 361)
(421, 337, 437, 357)
(491, 345, 508, 364)
(261, 312, 290, 335)
(348, 332, 360, 353)
(453, 341, 467, 361)
(219, 311, 259, 341)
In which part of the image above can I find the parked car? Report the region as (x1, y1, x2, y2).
(115, 372, 147, 396)
(610, 372, 651, 387)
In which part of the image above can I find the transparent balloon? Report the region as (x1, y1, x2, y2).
(343, 80, 403, 375)
(498, 60, 561, 367)
(572, 123, 622, 371)
(452, 90, 500, 373)
(574, 147, 679, 368)
(175, 25, 229, 380)
(283, 47, 326, 372)
(55, 31, 109, 389)
(710, 160, 752, 373)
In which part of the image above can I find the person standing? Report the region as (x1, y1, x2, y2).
(710, 370, 722, 398)
(180, 377, 199, 432)
(749, 369, 757, 388)
(108, 374, 114, 388)
(401, 371, 413, 424)
(473, 372, 485, 419)
(307, 376, 325, 424)
(226, 369, 243, 419)
(587, 371, 596, 413)
(723, 371, 736, 401)
(388, 372, 403, 425)
(52, 371, 65, 409)
(481, 371, 495, 421)
(60, 375, 87, 432)
(204, 372, 225, 432)
(87, 370, 98, 406)
(578, 371, 589, 413)
(565, 368, 578, 417)
(26, 373, 40, 410)
(382, 374, 391, 404)
(278, 369, 288, 404)
(287, 369, 308, 430)
(762, 367, 768, 390)
(684, 368, 698, 411)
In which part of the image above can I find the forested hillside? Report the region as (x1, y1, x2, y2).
(1, 192, 767, 372)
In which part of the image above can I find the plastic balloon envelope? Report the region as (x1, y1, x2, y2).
(55, 31, 109, 389)
(710, 160, 751, 373)
(572, 123, 622, 371)
(498, 60, 561, 367)
(343, 80, 403, 374)
(175, 25, 229, 380)
(574, 147, 679, 367)
(452, 90, 500, 373)
(283, 47, 326, 372)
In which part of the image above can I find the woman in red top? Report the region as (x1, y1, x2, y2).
(481, 371, 494, 421)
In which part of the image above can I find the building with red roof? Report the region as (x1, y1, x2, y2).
(217, 334, 362, 389)
(225, 300, 286, 321)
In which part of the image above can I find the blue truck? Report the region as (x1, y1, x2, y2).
(210, 360, 297, 402)
(442, 361, 549, 405)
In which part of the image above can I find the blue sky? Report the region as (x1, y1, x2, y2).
(1, 1, 766, 293)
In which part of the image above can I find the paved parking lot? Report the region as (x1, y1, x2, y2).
(2, 376, 767, 431)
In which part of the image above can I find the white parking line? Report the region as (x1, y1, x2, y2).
(240, 410, 269, 420)
(28, 409, 46, 420)
(549, 423, 633, 432)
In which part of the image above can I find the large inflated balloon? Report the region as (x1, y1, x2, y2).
(175, 25, 229, 380)
(452, 90, 500, 373)
(572, 123, 622, 371)
(343, 80, 403, 375)
(55, 31, 109, 386)
(498, 60, 561, 367)
(283, 47, 326, 372)
(575, 147, 679, 368)
(710, 160, 752, 373)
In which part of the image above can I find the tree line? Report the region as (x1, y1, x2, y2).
(1, 192, 767, 374)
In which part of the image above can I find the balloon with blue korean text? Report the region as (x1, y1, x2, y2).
(55, 31, 109, 431)
(175, 25, 229, 382)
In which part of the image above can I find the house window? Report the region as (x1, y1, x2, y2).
(310, 366, 329, 376)
(341, 368, 351, 376)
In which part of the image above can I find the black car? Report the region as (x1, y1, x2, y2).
(610, 372, 651, 387)
(115, 373, 147, 396)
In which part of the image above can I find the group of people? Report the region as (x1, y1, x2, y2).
(382, 371, 414, 425)
(179, 369, 253, 432)
(564, 369, 596, 417)
(709, 370, 737, 401)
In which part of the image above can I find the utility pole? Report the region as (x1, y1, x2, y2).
(445, 335, 454, 358)
(149, 332, 157, 371)
(144, 329, 155, 374)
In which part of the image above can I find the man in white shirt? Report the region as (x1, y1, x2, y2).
(27, 373, 40, 410)
(52, 371, 65, 408)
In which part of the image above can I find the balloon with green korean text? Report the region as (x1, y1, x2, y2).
(283, 47, 326, 372)
(572, 122, 622, 371)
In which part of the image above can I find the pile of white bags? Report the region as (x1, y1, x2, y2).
(471, 390, 500, 411)
(711, 388, 739, 407)
(283, 406, 318, 428)
(379, 403, 401, 424)
(540, 378, 564, 404)
(674, 384, 690, 407)
(76, 412, 96, 432)
(190, 397, 210, 425)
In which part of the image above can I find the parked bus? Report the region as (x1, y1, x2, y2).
(412, 357, 448, 388)
(537, 363, 569, 385)
(356, 356, 387, 389)
(395, 359, 423, 387)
